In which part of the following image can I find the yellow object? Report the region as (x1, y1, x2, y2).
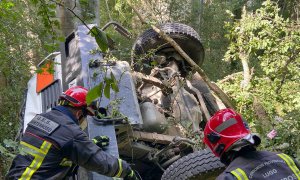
(115, 159, 123, 178)
(19, 141, 52, 180)
(277, 153, 300, 179)
(230, 168, 249, 180)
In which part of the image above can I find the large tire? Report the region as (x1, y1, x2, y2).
(132, 23, 205, 73)
(161, 149, 225, 180)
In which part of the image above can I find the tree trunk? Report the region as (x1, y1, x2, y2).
(94, 0, 100, 25)
(57, 0, 75, 37)
(240, 50, 251, 89)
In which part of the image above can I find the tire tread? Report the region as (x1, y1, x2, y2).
(161, 149, 225, 180)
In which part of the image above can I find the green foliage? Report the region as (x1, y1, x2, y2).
(220, 0, 300, 159)
(107, 98, 127, 119)
(0, 140, 16, 177)
(86, 72, 119, 105)
(30, 0, 61, 52)
(98, 0, 137, 61)
(86, 82, 104, 105)
(199, 1, 234, 80)
(0, 0, 59, 176)
(0, 0, 298, 176)
(0, 0, 58, 138)
(89, 26, 109, 52)
(79, 0, 96, 23)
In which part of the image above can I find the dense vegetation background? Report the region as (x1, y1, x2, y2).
(0, 0, 299, 177)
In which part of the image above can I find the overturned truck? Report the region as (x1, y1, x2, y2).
(21, 22, 226, 180)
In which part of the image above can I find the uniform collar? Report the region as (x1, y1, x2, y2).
(53, 106, 79, 124)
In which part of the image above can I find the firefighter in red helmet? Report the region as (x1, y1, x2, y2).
(204, 108, 300, 180)
(6, 86, 138, 180)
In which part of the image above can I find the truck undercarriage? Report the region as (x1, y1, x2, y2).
(21, 22, 226, 180)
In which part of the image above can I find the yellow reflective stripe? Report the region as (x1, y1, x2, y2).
(20, 141, 46, 155)
(278, 153, 300, 179)
(21, 156, 43, 180)
(236, 168, 249, 180)
(231, 170, 243, 180)
(19, 141, 52, 180)
(20, 146, 44, 158)
(129, 170, 134, 177)
(115, 159, 123, 178)
(230, 168, 249, 180)
(60, 158, 73, 167)
(40, 141, 51, 152)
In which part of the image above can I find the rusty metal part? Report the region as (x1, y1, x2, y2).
(101, 21, 132, 39)
(132, 71, 172, 93)
(149, 136, 195, 161)
(131, 131, 174, 144)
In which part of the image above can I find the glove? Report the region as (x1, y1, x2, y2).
(92, 136, 110, 148)
(124, 170, 139, 180)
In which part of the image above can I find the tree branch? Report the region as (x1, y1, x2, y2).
(239, 50, 251, 89)
(151, 25, 235, 108)
(218, 71, 243, 83)
(49, 0, 91, 31)
(127, 2, 147, 24)
(105, 0, 112, 21)
(127, 1, 235, 109)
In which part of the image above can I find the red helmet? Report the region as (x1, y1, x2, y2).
(203, 108, 252, 157)
(60, 86, 96, 116)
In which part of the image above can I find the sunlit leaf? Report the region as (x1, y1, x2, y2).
(89, 26, 108, 52)
(111, 82, 119, 93)
(104, 83, 111, 99)
(86, 82, 103, 105)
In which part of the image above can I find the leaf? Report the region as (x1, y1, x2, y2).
(104, 83, 111, 99)
(150, 61, 158, 66)
(86, 82, 103, 105)
(4, 139, 18, 149)
(30, 0, 39, 5)
(57, 36, 65, 42)
(48, 3, 56, 9)
(35, 69, 43, 74)
(89, 26, 108, 52)
(0, 144, 14, 158)
(110, 72, 119, 93)
(104, 76, 112, 84)
(106, 33, 115, 49)
(111, 82, 119, 93)
(110, 72, 116, 82)
(2, 2, 15, 9)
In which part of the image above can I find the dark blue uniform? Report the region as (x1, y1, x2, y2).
(217, 151, 300, 180)
(6, 106, 130, 180)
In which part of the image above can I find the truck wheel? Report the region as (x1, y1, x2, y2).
(161, 149, 225, 180)
(132, 23, 205, 73)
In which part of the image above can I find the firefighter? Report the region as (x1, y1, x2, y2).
(6, 86, 138, 180)
(203, 108, 300, 180)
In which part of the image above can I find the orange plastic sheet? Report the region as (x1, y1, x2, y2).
(36, 62, 54, 93)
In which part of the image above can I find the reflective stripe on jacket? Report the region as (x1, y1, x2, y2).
(217, 151, 300, 180)
(6, 106, 130, 179)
